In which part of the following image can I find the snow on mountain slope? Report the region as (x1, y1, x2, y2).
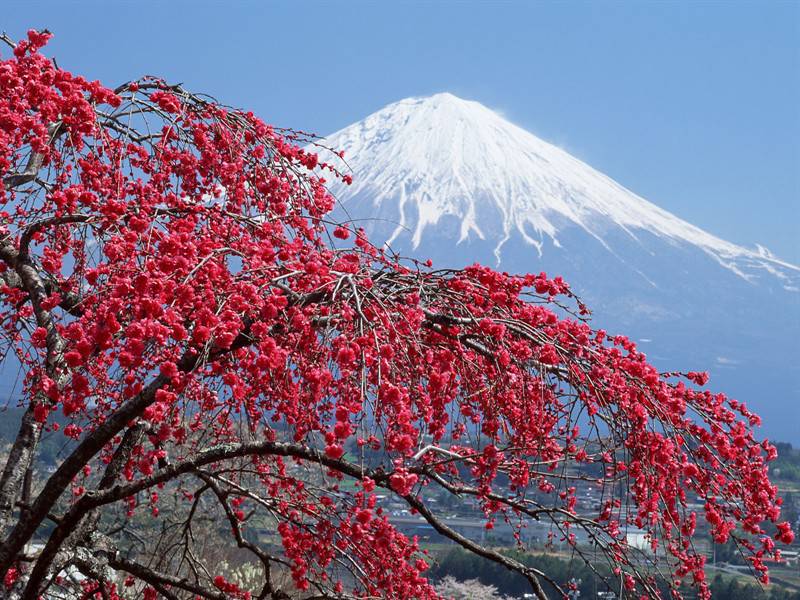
(321, 93, 799, 288)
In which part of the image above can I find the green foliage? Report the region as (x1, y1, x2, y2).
(772, 443, 800, 483)
(709, 574, 800, 600)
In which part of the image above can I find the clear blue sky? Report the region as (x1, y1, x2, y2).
(6, 1, 799, 262)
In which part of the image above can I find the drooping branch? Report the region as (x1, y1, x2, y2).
(23, 436, 559, 599)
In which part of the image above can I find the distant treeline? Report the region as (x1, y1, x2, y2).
(429, 547, 800, 600)
(773, 443, 800, 483)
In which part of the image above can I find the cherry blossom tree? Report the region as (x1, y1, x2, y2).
(0, 30, 793, 600)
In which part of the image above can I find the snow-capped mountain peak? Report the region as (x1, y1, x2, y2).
(322, 93, 798, 284)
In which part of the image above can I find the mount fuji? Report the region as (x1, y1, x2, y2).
(318, 93, 800, 442)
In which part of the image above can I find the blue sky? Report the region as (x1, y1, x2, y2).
(6, 1, 799, 262)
